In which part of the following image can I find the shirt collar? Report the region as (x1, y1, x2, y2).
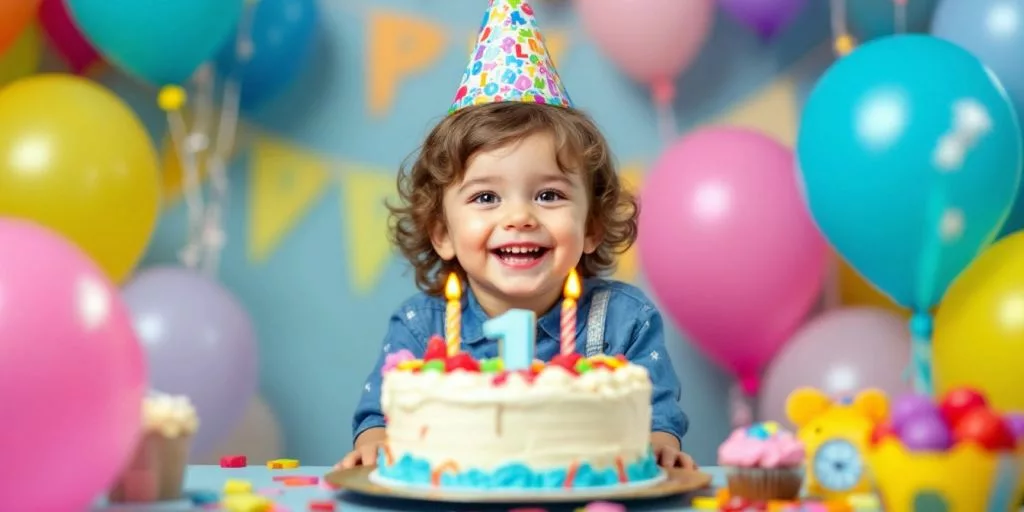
(461, 279, 595, 347)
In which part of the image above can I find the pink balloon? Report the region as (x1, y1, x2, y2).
(39, 0, 102, 74)
(638, 127, 828, 394)
(758, 307, 913, 426)
(573, 0, 714, 100)
(0, 219, 146, 510)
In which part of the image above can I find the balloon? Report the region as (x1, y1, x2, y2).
(216, 0, 318, 110)
(573, 0, 714, 99)
(719, 0, 808, 40)
(638, 127, 828, 394)
(797, 35, 1022, 311)
(934, 232, 1024, 413)
(0, 74, 161, 283)
(66, 0, 244, 85)
(759, 308, 913, 424)
(837, 256, 910, 318)
(123, 266, 259, 454)
(932, 0, 1024, 240)
(0, 0, 39, 54)
(0, 22, 40, 86)
(194, 396, 283, 465)
(899, 413, 952, 451)
(891, 393, 939, 431)
(39, 0, 102, 74)
(846, 0, 939, 43)
(0, 218, 146, 511)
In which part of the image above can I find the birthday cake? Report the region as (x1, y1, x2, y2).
(375, 337, 661, 490)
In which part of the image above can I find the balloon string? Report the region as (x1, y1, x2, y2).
(164, 102, 205, 271)
(652, 80, 677, 145)
(729, 383, 754, 428)
(822, 256, 842, 309)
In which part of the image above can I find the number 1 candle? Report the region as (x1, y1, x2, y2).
(561, 268, 580, 356)
(483, 309, 536, 371)
(445, 273, 461, 356)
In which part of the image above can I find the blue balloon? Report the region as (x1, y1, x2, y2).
(67, 0, 244, 85)
(797, 35, 1022, 310)
(216, 0, 318, 110)
(845, 0, 939, 42)
(932, 0, 1024, 239)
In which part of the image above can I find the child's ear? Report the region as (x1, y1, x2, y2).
(431, 222, 455, 261)
(785, 387, 833, 428)
(583, 221, 601, 254)
(852, 388, 890, 424)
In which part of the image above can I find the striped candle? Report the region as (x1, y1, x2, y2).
(445, 273, 462, 356)
(560, 268, 581, 356)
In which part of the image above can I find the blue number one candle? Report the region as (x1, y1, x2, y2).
(482, 309, 536, 371)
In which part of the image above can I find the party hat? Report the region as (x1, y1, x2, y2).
(449, 0, 572, 115)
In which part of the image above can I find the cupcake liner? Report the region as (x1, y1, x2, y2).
(726, 467, 803, 501)
(108, 432, 194, 503)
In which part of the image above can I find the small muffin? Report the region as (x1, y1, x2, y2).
(109, 392, 199, 503)
(717, 421, 805, 501)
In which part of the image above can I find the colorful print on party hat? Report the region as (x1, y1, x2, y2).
(449, 0, 572, 115)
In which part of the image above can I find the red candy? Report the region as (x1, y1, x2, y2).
(219, 455, 246, 468)
(308, 500, 335, 511)
(550, 353, 582, 373)
(446, 352, 480, 372)
(940, 387, 988, 426)
(492, 372, 509, 386)
(954, 408, 1016, 451)
(870, 423, 897, 446)
(424, 335, 446, 361)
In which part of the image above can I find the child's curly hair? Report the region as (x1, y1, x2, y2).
(387, 102, 638, 296)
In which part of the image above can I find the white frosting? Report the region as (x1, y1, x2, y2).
(142, 392, 199, 438)
(381, 364, 652, 471)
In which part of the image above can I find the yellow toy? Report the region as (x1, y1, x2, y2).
(785, 387, 889, 501)
(867, 439, 1024, 512)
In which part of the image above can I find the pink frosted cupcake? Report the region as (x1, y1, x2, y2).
(717, 421, 805, 501)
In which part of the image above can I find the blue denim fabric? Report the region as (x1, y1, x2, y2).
(351, 278, 689, 445)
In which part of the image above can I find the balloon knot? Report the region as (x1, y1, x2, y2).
(651, 79, 675, 107)
(158, 86, 188, 112)
(910, 312, 934, 340)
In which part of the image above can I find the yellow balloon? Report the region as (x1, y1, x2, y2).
(837, 255, 911, 319)
(0, 74, 160, 282)
(934, 232, 1024, 412)
(0, 23, 40, 87)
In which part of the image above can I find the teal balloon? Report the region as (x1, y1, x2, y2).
(797, 35, 1022, 310)
(845, 0, 938, 42)
(66, 0, 245, 85)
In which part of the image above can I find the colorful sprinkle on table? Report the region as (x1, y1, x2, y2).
(267, 458, 299, 469)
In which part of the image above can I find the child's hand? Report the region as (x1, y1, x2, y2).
(651, 432, 698, 470)
(335, 427, 386, 470)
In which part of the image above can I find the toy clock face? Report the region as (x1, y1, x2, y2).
(812, 439, 863, 492)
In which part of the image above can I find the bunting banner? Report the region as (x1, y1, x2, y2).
(367, 11, 448, 117)
(339, 164, 397, 293)
(247, 133, 331, 263)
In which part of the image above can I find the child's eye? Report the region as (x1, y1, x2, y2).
(470, 192, 499, 204)
(536, 189, 566, 202)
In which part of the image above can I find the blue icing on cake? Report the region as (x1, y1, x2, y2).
(376, 447, 661, 490)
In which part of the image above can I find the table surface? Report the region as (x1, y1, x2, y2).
(93, 464, 729, 511)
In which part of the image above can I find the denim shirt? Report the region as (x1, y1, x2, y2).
(352, 278, 689, 445)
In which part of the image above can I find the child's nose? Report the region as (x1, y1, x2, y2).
(502, 204, 538, 230)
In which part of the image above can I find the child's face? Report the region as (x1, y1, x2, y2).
(431, 131, 598, 314)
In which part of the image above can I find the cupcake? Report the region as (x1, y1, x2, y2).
(717, 421, 805, 501)
(109, 392, 199, 503)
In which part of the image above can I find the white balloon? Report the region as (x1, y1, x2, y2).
(192, 396, 283, 465)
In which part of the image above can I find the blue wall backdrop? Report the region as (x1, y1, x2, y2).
(84, 0, 838, 465)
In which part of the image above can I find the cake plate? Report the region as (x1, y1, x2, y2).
(325, 466, 712, 504)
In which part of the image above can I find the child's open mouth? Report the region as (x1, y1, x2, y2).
(491, 245, 550, 268)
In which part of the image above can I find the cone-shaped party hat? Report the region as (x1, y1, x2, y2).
(449, 0, 572, 115)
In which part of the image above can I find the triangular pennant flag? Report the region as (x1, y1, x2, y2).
(367, 10, 447, 117)
(612, 163, 644, 283)
(248, 133, 331, 262)
(709, 75, 799, 146)
(340, 164, 397, 293)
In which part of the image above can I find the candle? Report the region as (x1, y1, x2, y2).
(483, 309, 536, 371)
(560, 268, 580, 356)
(445, 273, 461, 356)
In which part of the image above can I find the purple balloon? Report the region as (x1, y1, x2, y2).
(892, 393, 939, 430)
(1005, 413, 1024, 439)
(759, 308, 913, 425)
(718, 0, 809, 39)
(123, 266, 259, 455)
(900, 413, 952, 451)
